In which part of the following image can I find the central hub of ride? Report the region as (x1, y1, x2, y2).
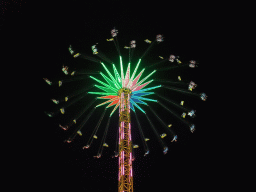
(118, 88, 132, 96)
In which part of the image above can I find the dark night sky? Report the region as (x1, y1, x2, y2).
(2, 1, 224, 192)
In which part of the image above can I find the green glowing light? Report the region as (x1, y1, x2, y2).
(101, 62, 120, 89)
(88, 92, 117, 96)
(100, 73, 118, 92)
(120, 56, 124, 84)
(90, 76, 117, 93)
(95, 85, 115, 94)
(90, 58, 161, 115)
(113, 64, 122, 87)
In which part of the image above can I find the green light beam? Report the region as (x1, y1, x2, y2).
(113, 64, 122, 88)
(90, 76, 118, 93)
(88, 92, 117, 96)
(120, 56, 124, 86)
(95, 85, 116, 94)
(100, 72, 119, 92)
(100, 62, 120, 89)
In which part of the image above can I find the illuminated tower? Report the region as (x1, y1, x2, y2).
(118, 88, 133, 192)
(86, 56, 161, 191)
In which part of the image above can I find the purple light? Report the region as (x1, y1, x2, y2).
(118, 155, 121, 181)
(131, 70, 143, 88)
(122, 151, 124, 175)
(119, 126, 121, 144)
(121, 122, 124, 140)
(121, 93, 124, 112)
(132, 81, 151, 92)
(124, 64, 130, 88)
(129, 123, 131, 141)
(128, 94, 131, 112)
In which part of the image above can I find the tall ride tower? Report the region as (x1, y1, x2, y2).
(118, 88, 133, 192)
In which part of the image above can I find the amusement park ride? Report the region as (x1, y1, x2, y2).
(44, 28, 207, 192)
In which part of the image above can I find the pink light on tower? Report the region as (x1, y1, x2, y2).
(118, 88, 133, 191)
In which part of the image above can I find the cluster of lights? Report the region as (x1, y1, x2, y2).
(89, 56, 161, 116)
